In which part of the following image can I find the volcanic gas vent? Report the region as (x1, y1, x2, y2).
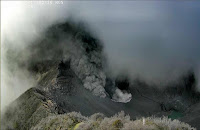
(105, 76, 132, 103)
(115, 76, 130, 93)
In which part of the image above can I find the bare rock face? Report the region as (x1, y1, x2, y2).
(180, 102, 200, 129)
(1, 88, 57, 130)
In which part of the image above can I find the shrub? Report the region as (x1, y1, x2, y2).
(32, 111, 196, 130)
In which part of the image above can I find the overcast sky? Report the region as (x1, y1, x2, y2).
(67, 1, 200, 83)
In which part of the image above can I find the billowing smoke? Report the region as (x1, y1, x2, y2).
(26, 20, 107, 97)
(2, 1, 200, 111)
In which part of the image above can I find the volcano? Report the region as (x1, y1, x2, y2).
(2, 21, 200, 130)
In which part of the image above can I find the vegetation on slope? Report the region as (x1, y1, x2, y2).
(32, 111, 196, 130)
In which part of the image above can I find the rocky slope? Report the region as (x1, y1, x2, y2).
(2, 88, 56, 129)
(2, 59, 200, 129)
(1, 86, 196, 130)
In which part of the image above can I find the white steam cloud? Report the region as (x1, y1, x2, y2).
(1, 1, 71, 111)
(112, 88, 132, 103)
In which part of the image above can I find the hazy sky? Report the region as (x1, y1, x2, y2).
(67, 1, 200, 83)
